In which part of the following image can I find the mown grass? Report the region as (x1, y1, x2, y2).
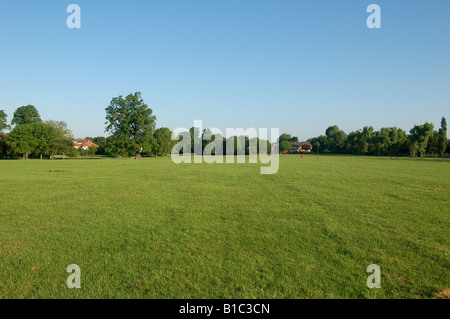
(0, 155, 448, 299)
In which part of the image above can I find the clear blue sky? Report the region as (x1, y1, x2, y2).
(0, 0, 449, 140)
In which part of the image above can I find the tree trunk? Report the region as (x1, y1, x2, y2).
(135, 152, 142, 159)
(40, 153, 43, 160)
(63, 152, 65, 160)
(23, 154, 25, 160)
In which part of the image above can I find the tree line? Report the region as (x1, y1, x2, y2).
(1, 93, 448, 159)
(0, 92, 271, 160)
(0, 93, 175, 159)
(0, 105, 75, 160)
(302, 119, 448, 157)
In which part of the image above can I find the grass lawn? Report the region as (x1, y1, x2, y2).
(0, 155, 448, 299)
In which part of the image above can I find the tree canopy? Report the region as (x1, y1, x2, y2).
(11, 105, 42, 125)
(105, 92, 156, 159)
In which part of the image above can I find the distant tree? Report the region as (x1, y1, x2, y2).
(325, 125, 347, 153)
(374, 128, 390, 157)
(0, 110, 10, 132)
(45, 120, 74, 159)
(153, 127, 172, 156)
(189, 127, 202, 154)
(308, 135, 328, 153)
(105, 92, 156, 159)
(89, 136, 107, 155)
(409, 123, 434, 157)
(105, 134, 129, 158)
(438, 117, 447, 157)
(45, 120, 72, 138)
(344, 130, 361, 154)
(7, 124, 37, 159)
(388, 127, 408, 156)
(280, 141, 293, 153)
(0, 133, 8, 157)
(289, 136, 299, 143)
(11, 105, 41, 125)
(32, 123, 58, 160)
(314, 141, 320, 154)
(88, 145, 98, 156)
(50, 136, 73, 160)
(279, 134, 292, 143)
(360, 126, 375, 154)
(427, 131, 439, 156)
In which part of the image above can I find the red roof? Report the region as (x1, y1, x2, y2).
(73, 139, 98, 148)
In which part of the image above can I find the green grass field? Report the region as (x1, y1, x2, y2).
(0, 155, 448, 299)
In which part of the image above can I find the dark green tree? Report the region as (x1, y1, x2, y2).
(105, 92, 156, 159)
(409, 123, 434, 157)
(7, 124, 38, 159)
(32, 123, 58, 160)
(11, 105, 42, 125)
(325, 125, 347, 153)
(279, 134, 292, 143)
(50, 136, 74, 160)
(153, 127, 172, 156)
(438, 117, 447, 157)
(280, 141, 293, 153)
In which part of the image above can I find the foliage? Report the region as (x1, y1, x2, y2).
(105, 92, 156, 158)
(409, 123, 434, 157)
(153, 127, 173, 156)
(280, 141, 293, 152)
(438, 117, 447, 157)
(7, 123, 38, 158)
(11, 105, 42, 125)
(0, 110, 10, 132)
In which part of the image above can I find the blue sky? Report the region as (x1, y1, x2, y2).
(0, 0, 449, 140)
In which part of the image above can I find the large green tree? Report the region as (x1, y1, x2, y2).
(105, 92, 156, 159)
(32, 122, 58, 160)
(11, 105, 42, 125)
(8, 123, 38, 159)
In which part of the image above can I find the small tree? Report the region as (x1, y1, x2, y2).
(438, 117, 447, 157)
(153, 127, 172, 157)
(280, 141, 293, 153)
(50, 136, 73, 160)
(0, 110, 10, 132)
(89, 145, 98, 156)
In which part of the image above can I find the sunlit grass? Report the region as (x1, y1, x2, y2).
(0, 155, 448, 299)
